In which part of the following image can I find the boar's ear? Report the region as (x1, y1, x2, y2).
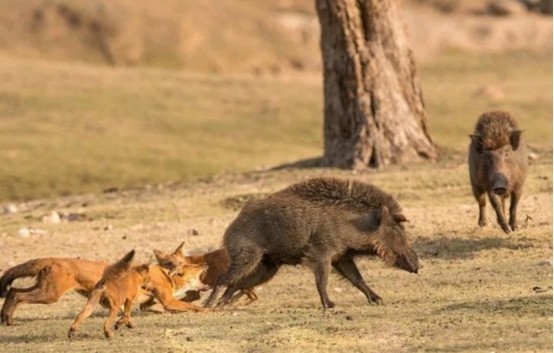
(510, 130, 523, 150)
(392, 214, 408, 223)
(469, 134, 483, 153)
(173, 241, 185, 255)
(380, 206, 393, 223)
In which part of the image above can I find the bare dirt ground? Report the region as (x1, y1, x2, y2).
(0, 150, 551, 353)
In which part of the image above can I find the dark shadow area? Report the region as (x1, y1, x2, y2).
(10, 310, 106, 323)
(437, 294, 552, 316)
(220, 193, 269, 211)
(414, 235, 534, 260)
(269, 157, 324, 171)
(0, 333, 60, 344)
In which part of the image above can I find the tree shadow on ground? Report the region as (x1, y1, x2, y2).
(436, 294, 552, 316)
(269, 157, 323, 171)
(0, 333, 61, 344)
(414, 235, 534, 260)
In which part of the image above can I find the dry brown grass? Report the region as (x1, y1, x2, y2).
(0, 150, 551, 352)
(0, 3, 550, 351)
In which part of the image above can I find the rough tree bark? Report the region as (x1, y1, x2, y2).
(315, 0, 437, 169)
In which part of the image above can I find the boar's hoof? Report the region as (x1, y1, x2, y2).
(478, 218, 487, 227)
(369, 296, 383, 305)
(324, 301, 335, 310)
(509, 220, 518, 232)
(500, 223, 511, 234)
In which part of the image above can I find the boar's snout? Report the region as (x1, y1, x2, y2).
(491, 174, 508, 196)
(394, 249, 420, 274)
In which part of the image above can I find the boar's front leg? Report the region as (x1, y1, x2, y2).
(332, 257, 382, 305)
(488, 192, 511, 234)
(310, 258, 335, 310)
(471, 184, 487, 227)
(509, 188, 523, 231)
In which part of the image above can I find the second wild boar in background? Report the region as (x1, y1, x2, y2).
(469, 110, 528, 234)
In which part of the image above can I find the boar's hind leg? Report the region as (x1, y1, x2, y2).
(221, 261, 279, 306)
(472, 185, 487, 227)
(204, 246, 263, 308)
(203, 285, 221, 308)
(332, 257, 382, 305)
(509, 188, 523, 231)
(488, 192, 511, 234)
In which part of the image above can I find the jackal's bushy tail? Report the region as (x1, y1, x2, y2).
(100, 250, 136, 281)
(0, 259, 48, 297)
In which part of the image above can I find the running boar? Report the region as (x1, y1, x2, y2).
(469, 110, 528, 233)
(205, 177, 419, 310)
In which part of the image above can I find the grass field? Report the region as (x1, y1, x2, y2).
(0, 49, 551, 201)
(0, 45, 551, 352)
(0, 152, 551, 352)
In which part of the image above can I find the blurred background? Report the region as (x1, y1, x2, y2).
(0, 0, 551, 201)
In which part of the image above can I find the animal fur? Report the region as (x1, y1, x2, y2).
(205, 177, 419, 310)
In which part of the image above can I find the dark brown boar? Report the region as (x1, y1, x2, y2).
(204, 177, 419, 310)
(469, 110, 528, 233)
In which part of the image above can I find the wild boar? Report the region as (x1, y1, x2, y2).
(204, 177, 419, 310)
(469, 110, 528, 233)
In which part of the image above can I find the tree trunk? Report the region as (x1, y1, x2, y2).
(315, 0, 437, 169)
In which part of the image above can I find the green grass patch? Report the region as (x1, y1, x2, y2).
(0, 49, 551, 201)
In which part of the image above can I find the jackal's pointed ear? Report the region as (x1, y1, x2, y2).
(510, 129, 523, 150)
(173, 242, 185, 255)
(121, 250, 135, 264)
(153, 249, 165, 263)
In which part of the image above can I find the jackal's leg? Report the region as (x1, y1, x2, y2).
(68, 288, 103, 339)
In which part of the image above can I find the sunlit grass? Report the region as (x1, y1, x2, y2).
(0, 49, 551, 201)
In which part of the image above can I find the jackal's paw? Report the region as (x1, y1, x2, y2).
(68, 328, 76, 340)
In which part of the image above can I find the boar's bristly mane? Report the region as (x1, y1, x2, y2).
(473, 111, 521, 151)
(281, 177, 403, 216)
